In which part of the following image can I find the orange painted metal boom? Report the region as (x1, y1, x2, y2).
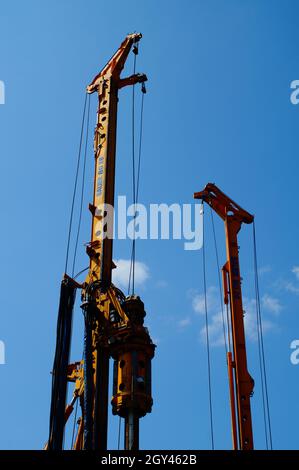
(194, 183, 254, 450)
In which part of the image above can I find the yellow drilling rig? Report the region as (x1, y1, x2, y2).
(47, 33, 155, 451)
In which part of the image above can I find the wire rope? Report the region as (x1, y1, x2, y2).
(64, 93, 88, 274)
(202, 203, 215, 449)
(253, 220, 273, 449)
(72, 94, 91, 277)
(209, 207, 228, 356)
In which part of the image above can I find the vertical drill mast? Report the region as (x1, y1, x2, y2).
(82, 33, 148, 450)
(48, 34, 155, 452)
(86, 32, 147, 285)
(194, 183, 254, 450)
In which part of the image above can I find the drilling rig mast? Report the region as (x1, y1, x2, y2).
(194, 183, 254, 450)
(47, 33, 155, 451)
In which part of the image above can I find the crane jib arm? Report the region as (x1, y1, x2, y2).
(194, 183, 254, 450)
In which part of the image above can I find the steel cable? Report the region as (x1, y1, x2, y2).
(202, 203, 215, 449)
(128, 45, 145, 296)
(72, 94, 91, 277)
(209, 207, 228, 356)
(64, 93, 88, 274)
(253, 220, 273, 449)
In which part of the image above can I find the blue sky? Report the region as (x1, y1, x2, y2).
(0, 0, 299, 450)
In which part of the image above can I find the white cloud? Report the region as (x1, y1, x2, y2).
(285, 282, 299, 294)
(112, 259, 149, 289)
(292, 266, 299, 281)
(282, 267, 299, 295)
(193, 286, 228, 346)
(262, 294, 282, 315)
(192, 286, 219, 316)
(178, 317, 191, 328)
(192, 286, 278, 347)
(199, 311, 226, 347)
(243, 298, 275, 341)
(258, 265, 271, 275)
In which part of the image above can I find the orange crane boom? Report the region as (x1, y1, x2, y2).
(194, 183, 254, 450)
